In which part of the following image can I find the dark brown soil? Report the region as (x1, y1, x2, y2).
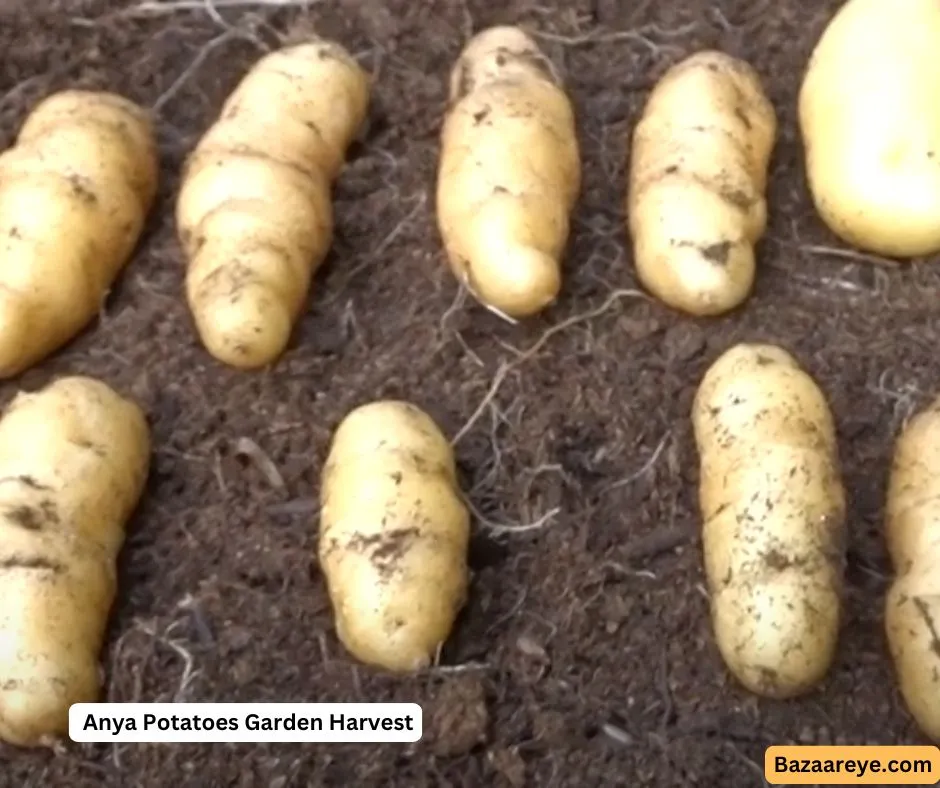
(0, 1, 936, 786)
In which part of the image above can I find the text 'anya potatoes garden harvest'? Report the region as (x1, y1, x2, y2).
(68, 702, 423, 743)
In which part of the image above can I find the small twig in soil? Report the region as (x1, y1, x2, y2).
(600, 723, 635, 747)
(616, 525, 690, 565)
(429, 661, 490, 674)
(233, 436, 285, 489)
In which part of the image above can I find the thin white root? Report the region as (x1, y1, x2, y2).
(451, 288, 646, 446)
(136, 619, 200, 702)
(132, 0, 321, 13)
(604, 431, 671, 493)
(153, 29, 257, 114)
(463, 490, 560, 537)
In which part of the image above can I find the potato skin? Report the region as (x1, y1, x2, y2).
(177, 39, 370, 369)
(318, 401, 470, 672)
(0, 376, 150, 747)
(436, 26, 581, 318)
(884, 395, 940, 740)
(627, 51, 776, 316)
(0, 90, 158, 378)
(799, 0, 940, 257)
(692, 344, 847, 698)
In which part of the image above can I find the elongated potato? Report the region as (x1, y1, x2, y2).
(0, 90, 158, 377)
(692, 343, 847, 698)
(318, 401, 470, 672)
(436, 26, 581, 319)
(885, 394, 940, 740)
(799, 0, 940, 257)
(0, 376, 150, 747)
(627, 51, 776, 316)
(177, 39, 370, 369)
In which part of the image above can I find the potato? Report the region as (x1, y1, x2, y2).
(0, 90, 158, 378)
(177, 39, 370, 369)
(318, 401, 470, 672)
(0, 376, 150, 747)
(799, 0, 940, 257)
(627, 51, 776, 316)
(436, 26, 581, 319)
(691, 343, 847, 698)
(884, 394, 940, 740)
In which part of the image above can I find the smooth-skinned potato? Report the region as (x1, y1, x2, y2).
(177, 39, 370, 369)
(692, 343, 847, 698)
(884, 394, 940, 740)
(0, 90, 158, 378)
(0, 376, 150, 747)
(318, 401, 470, 672)
(436, 25, 581, 319)
(627, 51, 776, 316)
(799, 0, 940, 257)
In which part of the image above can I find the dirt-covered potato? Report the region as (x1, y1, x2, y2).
(436, 25, 581, 318)
(692, 343, 847, 698)
(0, 376, 150, 747)
(799, 0, 940, 256)
(0, 90, 158, 377)
(177, 38, 370, 369)
(627, 51, 777, 316)
(318, 401, 470, 672)
(884, 394, 940, 740)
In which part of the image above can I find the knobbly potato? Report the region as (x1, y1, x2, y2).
(177, 39, 370, 368)
(436, 25, 581, 319)
(692, 343, 847, 698)
(884, 394, 940, 740)
(0, 90, 158, 377)
(318, 401, 470, 672)
(0, 376, 150, 747)
(627, 51, 777, 315)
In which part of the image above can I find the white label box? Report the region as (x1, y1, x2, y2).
(69, 702, 423, 743)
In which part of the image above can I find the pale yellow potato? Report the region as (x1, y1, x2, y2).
(884, 394, 940, 741)
(0, 376, 150, 748)
(436, 26, 581, 319)
(177, 39, 370, 369)
(692, 343, 847, 698)
(799, 0, 940, 257)
(0, 90, 158, 378)
(318, 401, 470, 672)
(627, 51, 776, 316)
